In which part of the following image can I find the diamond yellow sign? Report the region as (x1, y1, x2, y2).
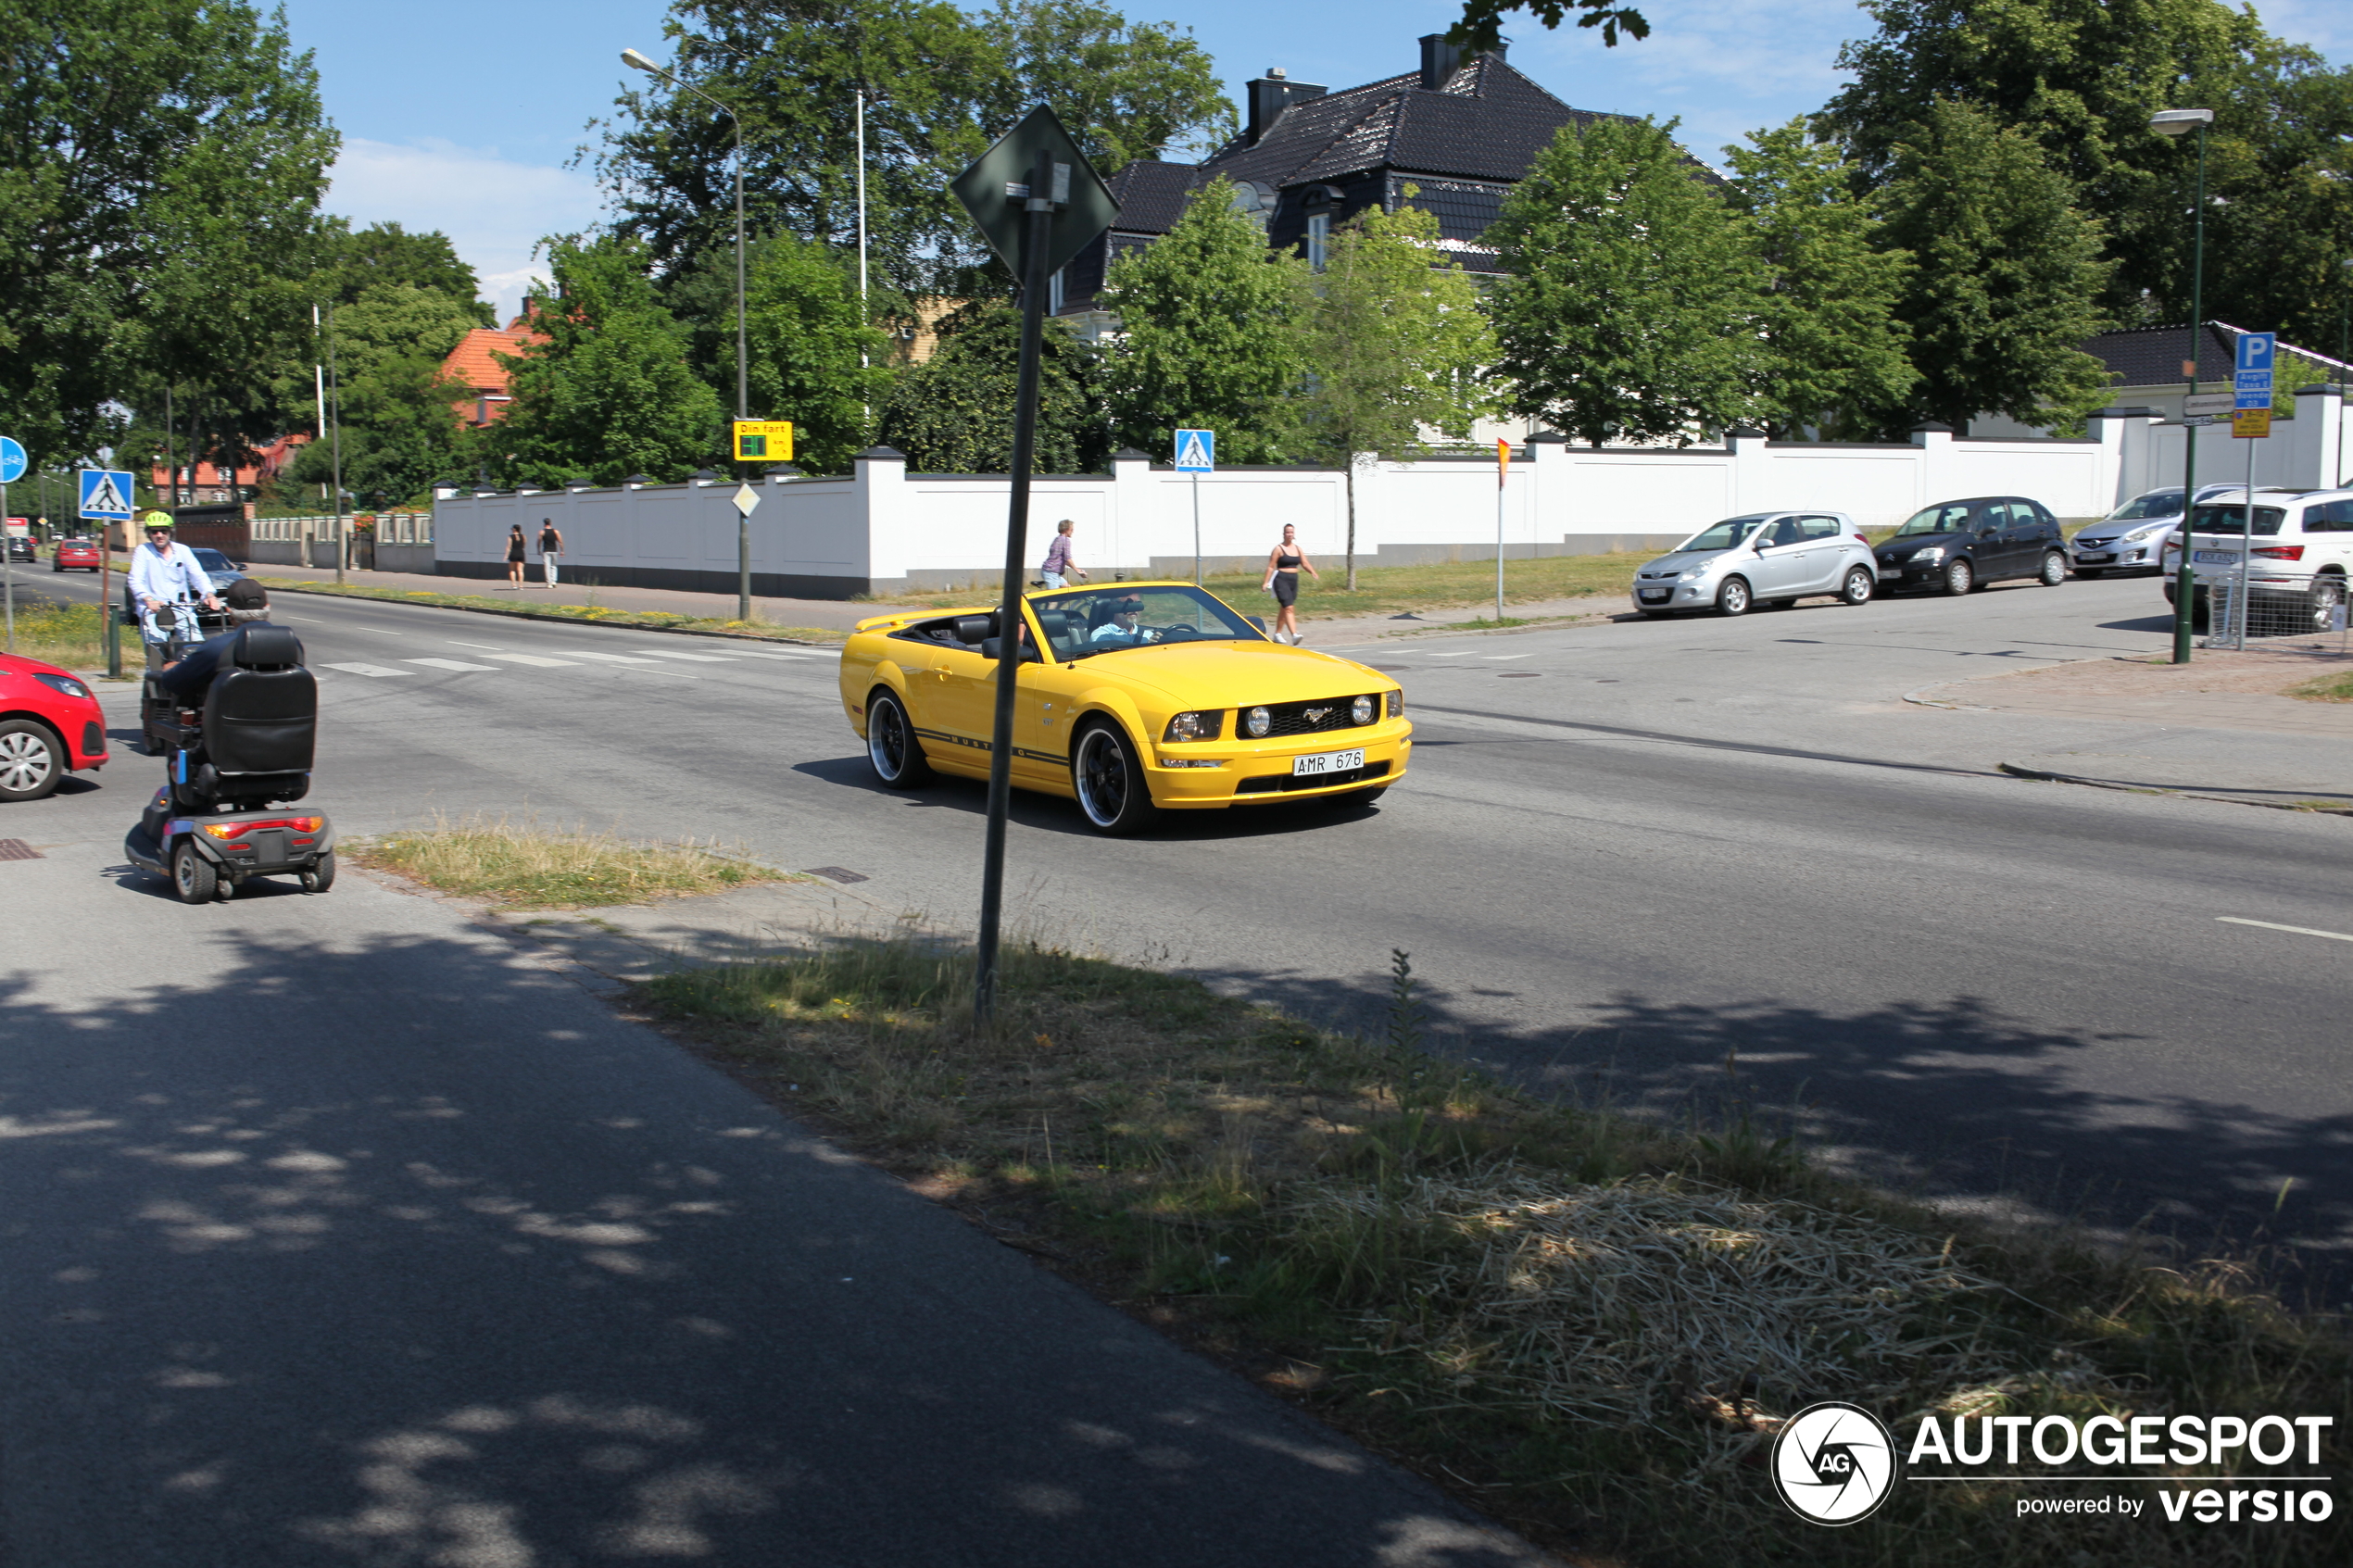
(732, 420, 793, 461)
(2232, 408, 2271, 439)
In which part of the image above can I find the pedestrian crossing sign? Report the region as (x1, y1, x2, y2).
(77, 468, 135, 521)
(732, 420, 794, 462)
(1174, 428, 1214, 473)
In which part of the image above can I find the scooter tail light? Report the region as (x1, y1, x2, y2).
(203, 816, 323, 839)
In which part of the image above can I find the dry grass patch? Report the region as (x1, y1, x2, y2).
(641, 939, 2350, 1568)
(356, 814, 786, 908)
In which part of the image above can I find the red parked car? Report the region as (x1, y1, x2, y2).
(53, 537, 102, 572)
(0, 651, 107, 801)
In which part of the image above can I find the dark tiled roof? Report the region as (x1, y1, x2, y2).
(2086, 321, 2353, 385)
(1104, 160, 1207, 235)
(1388, 176, 1511, 272)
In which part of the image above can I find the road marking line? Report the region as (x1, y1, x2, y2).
(356, 627, 404, 635)
(631, 649, 736, 662)
(404, 657, 499, 672)
(321, 661, 409, 677)
(2216, 916, 2353, 945)
(484, 653, 579, 668)
(1482, 654, 1532, 660)
(711, 646, 828, 659)
(559, 650, 667, 664)
(447, 640, 505, 650)
(1427, 650, 1476, 658)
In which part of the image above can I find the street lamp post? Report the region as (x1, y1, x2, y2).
(624, 45, 752, 621)
(2152, 107, 2214, 664)
(2338, 257, 2352, 488)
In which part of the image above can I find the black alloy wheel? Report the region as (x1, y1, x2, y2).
(1942, 558, 1974, 596)
(864, 691, 932, 788)
(1839, 567, 1874, 606)
(1716, 577, 1752, 617)
(0, 720, 63, 802)
(1072, 721, 1158, 835)
(2038, 551, 2067, 586)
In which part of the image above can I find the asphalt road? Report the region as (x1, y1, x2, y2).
(32, 567, 2353, 1294)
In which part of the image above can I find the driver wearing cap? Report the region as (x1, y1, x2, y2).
(156, 579, 300, 698)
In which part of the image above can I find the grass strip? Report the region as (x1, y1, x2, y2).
(354, 813, 791, 909)
(2287, 671, 2353, 702)
(251, 577, 847, 645)
(640, 937, 2349, 1568)
(3, 600, 108, 670)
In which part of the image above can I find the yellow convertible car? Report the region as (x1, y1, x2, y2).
(837, 582, 1410, 834)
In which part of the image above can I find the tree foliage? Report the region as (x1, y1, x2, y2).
(0, 0, 336, 464)
(1721, 121, 1916, 439)
(1487, 118, 1756, 447)
(1820, 0, 2353, 347)
(741, 237, 893, 474)
(1099, 178, 1309, 463)
(492, 236, 724, 485)
(277, 283, 480, 506)
(596, 0, 1228, 305)
(1295, 197, 1496, 586)
(875, 306, 1111, 474)
(315, 221, 492, 321)
(1872, 99, 2113, 433)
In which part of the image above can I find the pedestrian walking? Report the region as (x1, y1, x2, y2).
(504, 522, 527, 588)
(537, 518, 564, 587)
(1261, 523, 1318, 644)
(1040, 519, 1087, 588)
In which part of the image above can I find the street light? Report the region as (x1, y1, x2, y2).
(623, 44, 753, 621)
(2152, 107, 2214, 664)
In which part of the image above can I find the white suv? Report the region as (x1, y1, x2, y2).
(2160, 487, 2353, 633)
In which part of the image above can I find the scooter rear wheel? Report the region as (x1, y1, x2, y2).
(171, 841, 217, 905)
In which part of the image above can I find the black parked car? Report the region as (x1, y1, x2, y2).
(1872, 495, 2070, 596)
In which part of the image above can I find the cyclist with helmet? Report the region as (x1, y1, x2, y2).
(128, 513, 220, 656)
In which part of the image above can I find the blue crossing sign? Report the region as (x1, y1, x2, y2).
(2233, 331, 2276, 411)
(1174, 428, 1214, 473)
(0, 437, 25, 485)
(78, 468, 136, 521)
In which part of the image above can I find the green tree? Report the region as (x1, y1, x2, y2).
(274, 282, 480, 506)
(1295, 198, 1496, 589)
(1819, 0, 2353, 345)
(317, 221, 491, 321)
(1874, 99, 2114, 434)
(1487, 117, 1757, 450)
(492, 235, 724, 485)
(1099, 178, 1309, 463)
(875, 305, 1111, 474)
(742, 237, 893, 474)
(1721, 120, 1916, 439)
(0, 0, 336, 465)
(598, 1, 1227, 307)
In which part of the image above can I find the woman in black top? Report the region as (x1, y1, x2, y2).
(1260, 523, 1319, 645)
(505, 523, 527, 588)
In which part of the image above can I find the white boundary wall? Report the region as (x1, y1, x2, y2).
(430, 395, 2349, 598)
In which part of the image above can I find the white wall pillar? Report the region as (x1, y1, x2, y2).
(854, 446, 905, 586)
(1908, 423, 1955, 508)
(1726, 428, 1769, 514)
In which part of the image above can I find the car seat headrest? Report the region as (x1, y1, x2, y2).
(231, 624, 301, 669)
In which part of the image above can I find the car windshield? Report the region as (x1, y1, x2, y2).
(1677, 516, 1768, 553)
(1893, 502, 1991, 536)
(2106, 492, 2183, 522)
(1030, 583, 1265, 661)
(193, 548, 235, 571)
(2189, 504, 2285, 536)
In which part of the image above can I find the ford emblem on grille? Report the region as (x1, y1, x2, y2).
(1303, 707, 1332, 721)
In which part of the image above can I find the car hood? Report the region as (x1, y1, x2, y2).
(1875, 533, 1961, 557)
(1640, 549, 1739, 574)
(1071, 642, 1390, 706)
(0, 650, 82, 683)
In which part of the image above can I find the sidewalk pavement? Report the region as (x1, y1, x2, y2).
(1912, 643, 2353, 811)
(0, 782, 1556, 1567)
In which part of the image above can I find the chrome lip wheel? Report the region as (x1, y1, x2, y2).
(1076, 727, 1129, 827)
(869, 700, 910, 779)
(0, 732, 53, 794)
(2040, 552, 2066, 586)
(1944, 558, 1974, 596)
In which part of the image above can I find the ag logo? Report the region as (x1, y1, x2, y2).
(1771, 1401, 1896, 1525)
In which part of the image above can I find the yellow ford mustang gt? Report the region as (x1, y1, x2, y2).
(838, 582, 1410, 834)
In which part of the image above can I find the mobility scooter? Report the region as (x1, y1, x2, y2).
(123, 622, 337, 903)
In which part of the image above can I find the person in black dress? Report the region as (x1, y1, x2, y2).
(1261, 523, 1318, 644)
(504, 523, 526, 588)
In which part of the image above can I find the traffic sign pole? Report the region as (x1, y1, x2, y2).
(4, 479, 14, 654)
(1191, 471, 1202, 585)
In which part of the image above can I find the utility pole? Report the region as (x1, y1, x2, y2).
(327, 304, 346, 586)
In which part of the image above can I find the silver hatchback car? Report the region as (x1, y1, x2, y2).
(1632, 511, 1878, 618)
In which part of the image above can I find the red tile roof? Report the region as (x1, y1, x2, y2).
(443, 326, 540, 395)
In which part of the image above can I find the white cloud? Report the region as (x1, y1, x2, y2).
(324, 138, 605, 320)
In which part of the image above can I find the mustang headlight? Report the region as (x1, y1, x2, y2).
(1351, 694, 1375, 725)
(1162, 710, 1222, 742)
(1244, 705, 1271, 739)
(1387, 689, 1405, 719)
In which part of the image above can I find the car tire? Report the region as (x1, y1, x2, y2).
(171, 841, 217, 905)
(2037, 551, 2067, 586)
(1839, 567, 1874, 606)
(2076, 567, 2104, 580)
(863, 690, 932, 788)
(1071, 720, 1158, 835)
(0, 720, 64, 802)
(1942, 558, 1974, 596)
(2309, 575, 2347, 633)
(1716, 577, 1752, 617)
(301, 850, 336, 894)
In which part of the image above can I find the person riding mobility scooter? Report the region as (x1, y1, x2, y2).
(124, 580, 336, 903)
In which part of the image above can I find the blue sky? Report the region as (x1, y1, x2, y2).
(283, 0, 2353, 323)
